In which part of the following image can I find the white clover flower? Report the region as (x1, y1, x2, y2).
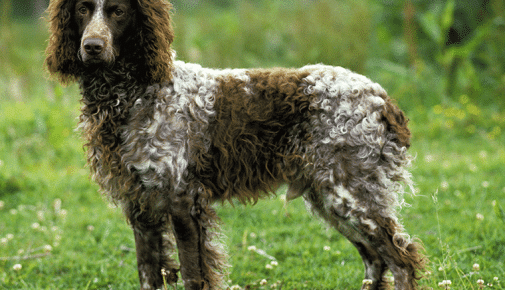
(0, 238, 7, 245)
(53, 198, 62, 213)
(260, 279, 267, 285)
(438, 280, 452, 288)
(270, 260, 278, 266)
(424, 154, 435, 163)
(10, 209, 17, 215)
(323, 246, 331, 251)
(31, 222, 40, 229)
(362, 279, 373, 285)
(493, 277, 499, 281)
(476, 213, 484, 221)
(362, 279, 373, 289)
(265, 264, 273, 269)
(37, 210, 45, 221)
(6, 233, 14, 240)
(472, 263, 480, 271)
(249, 232, 257, 238)
(59, 209, 68, 217)
(44, 245, 53, 252)
(230, 285, 241, 290)
(247, 245, 257, 251)
(13, 264, 22, 271)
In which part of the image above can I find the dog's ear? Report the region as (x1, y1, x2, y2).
(45, 0, 80, 84)
(136, 0, 175, 84)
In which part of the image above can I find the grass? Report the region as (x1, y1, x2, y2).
(1, 3, 505, 289)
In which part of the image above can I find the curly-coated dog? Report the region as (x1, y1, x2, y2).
(45, 0, 426, 289)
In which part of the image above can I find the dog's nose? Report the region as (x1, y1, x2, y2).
(83, 38, 104, 56)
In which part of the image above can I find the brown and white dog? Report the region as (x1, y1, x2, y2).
(45, 0, 426, 289)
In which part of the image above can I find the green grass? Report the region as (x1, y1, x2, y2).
(1, 3, 505, 289)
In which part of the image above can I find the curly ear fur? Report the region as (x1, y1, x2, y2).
(135, 0, 174, 84)
(45, 0, 80, 84)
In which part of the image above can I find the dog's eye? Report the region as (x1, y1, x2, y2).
(78, 6, 88, 15)
(114, 8, 124, 16)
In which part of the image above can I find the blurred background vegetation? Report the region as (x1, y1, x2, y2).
(1, 0, 505, 288)
(2, 0, 504, 121)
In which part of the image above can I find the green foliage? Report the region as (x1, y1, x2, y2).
(370, 0, 505, 112)
(1, 1, 504, 289)
(173, 0, 371, 73)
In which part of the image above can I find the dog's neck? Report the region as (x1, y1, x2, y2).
(76, 60, 157, 199)
(80, 60, 140, 98)
(78, 59, 152, 119)
(77, 60, 152, 152)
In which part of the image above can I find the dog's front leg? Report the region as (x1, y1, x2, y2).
(128, 202, 179, 290)
(171, 192, 207, 290)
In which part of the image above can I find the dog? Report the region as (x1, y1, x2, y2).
(45, 0, 426, 289)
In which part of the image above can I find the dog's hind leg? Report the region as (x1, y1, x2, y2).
(127, 202, 179, 290)
(170, 181, 228, 290)
(304, 186, 388, 290)
(305, 183, 425, 290)
(366, 214, 425, 290)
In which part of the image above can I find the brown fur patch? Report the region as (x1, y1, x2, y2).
(197, 68, 314, 203)
(381, 98, 411, 148)
(45, 0, 81, 84)
(136, 0, 174, 84)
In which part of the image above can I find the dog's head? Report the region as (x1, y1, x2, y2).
(45, 0, 174, 84)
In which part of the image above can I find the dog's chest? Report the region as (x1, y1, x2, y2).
(120, 83, 217, 191)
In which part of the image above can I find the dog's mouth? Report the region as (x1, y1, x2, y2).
(82, 57, 104, 65)
(81, 54, 119, 69)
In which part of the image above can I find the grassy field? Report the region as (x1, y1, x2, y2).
(1, 1, 505, 289)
